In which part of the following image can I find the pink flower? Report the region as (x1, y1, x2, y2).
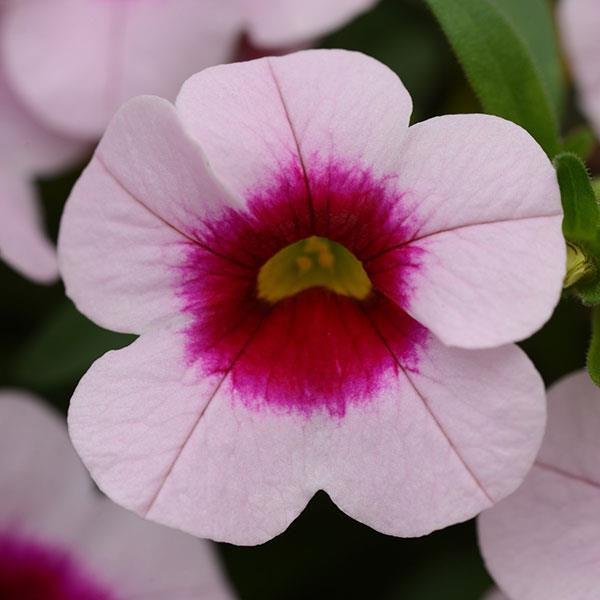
(479, 370, 600, 600)
(1, 0, 378, 139)
(241, 0, 378, 47)
(560, 0, 600, 136)
(0, 7, 83, 283)
(0, 390, 234, 599)
(58, 50, 565, 545)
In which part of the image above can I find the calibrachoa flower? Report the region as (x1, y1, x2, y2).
(560, 0, 600, 137)
(479, 370, 600, 600)
(483, 590, 508, 600)
(0, 7, 82, 283)
(0, 390, 234, 600)
(1, 0, 378, 139)
(58, 50, 565, 545)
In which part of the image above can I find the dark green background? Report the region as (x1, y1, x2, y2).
(0, 0, 593, 598)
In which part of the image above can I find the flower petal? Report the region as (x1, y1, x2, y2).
(322, 338, 545, 537)
(75, 500, 234, 600)
(0, 58, 82, 173)
(176, 49, 412, 204)
(478, 371, 600, 600)
(68, 327, 312, 545)
(2, 0, 117, 139)
(68, 326, 544, 544)
(0, 391, 234, 599)
(58, 95, 235, 334)
(370, 114, 564, 349)
(0, 391, 90, 542)
(2, 0, 241, 138)
(243, 0, 378, 47)
(560, 0, 600, 135)
(110, 0, 240, 115)
(0, 173, 58, 283)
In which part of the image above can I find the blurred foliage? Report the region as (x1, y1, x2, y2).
(588, 308, 600, 387)
(490, 0, 565, 115)
(563, 126, 597, 160)
(425, 0, 560, 156)
(0, 0, 596, 598)
(12, 300, 134, 398)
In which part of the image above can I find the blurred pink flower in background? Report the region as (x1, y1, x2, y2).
(0, 390, 234, 600)
(0, 0, 377, 282)
(58, 49, 565, 545)
(241, 0, 377, 47)
(560, 0, 600, 136)
(479, 371, 600, 600)
(0, 6, 83, 283)
(0, 0, 378, 139)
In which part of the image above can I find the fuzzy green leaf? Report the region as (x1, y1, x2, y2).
(425, 0, 560, 156)
(555, 152, 599, 247)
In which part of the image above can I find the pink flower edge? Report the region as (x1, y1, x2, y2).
(479, 370, 600, 600)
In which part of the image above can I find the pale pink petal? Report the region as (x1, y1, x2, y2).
(243, 0, 379, 47)
(0, 56, 83, 174)
(176, 49, 412, 202)
(0, 172, 58, 283)
(0, 390, 234, 598)
(2, 0, 241, 138)
(58, 95, 234, 334)
(75, 500, 234, 600)
(560, 0, 600, 136)
(68, 327, 312, 545)
(0, 20, 82, 283)
(1, 0, 118, 139)
(115, 0, 241, 109)
(322, 339, 545, 537)
(479, 371, 600, 600)
(68, 327, 544, 544)
(371, 114, 564, 349)
(0, 391, 91, 543)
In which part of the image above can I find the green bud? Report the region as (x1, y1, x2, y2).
(564, 242, 595, 288)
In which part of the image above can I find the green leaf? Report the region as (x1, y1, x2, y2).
(587, 308, 600, 387)
(555, 152, 599, 247)
(13, 300, 135, 390)
(425, 0, 560, 156)
(562, 127, 597, 161)
(490, 0, 564, 114)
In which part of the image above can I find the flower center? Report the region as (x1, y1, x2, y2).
(257, 236, 372, 303)
(181, 159, 426, 417)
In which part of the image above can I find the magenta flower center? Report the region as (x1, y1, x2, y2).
(0, 531, 116, 600)
(179, 158, 427, 417)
